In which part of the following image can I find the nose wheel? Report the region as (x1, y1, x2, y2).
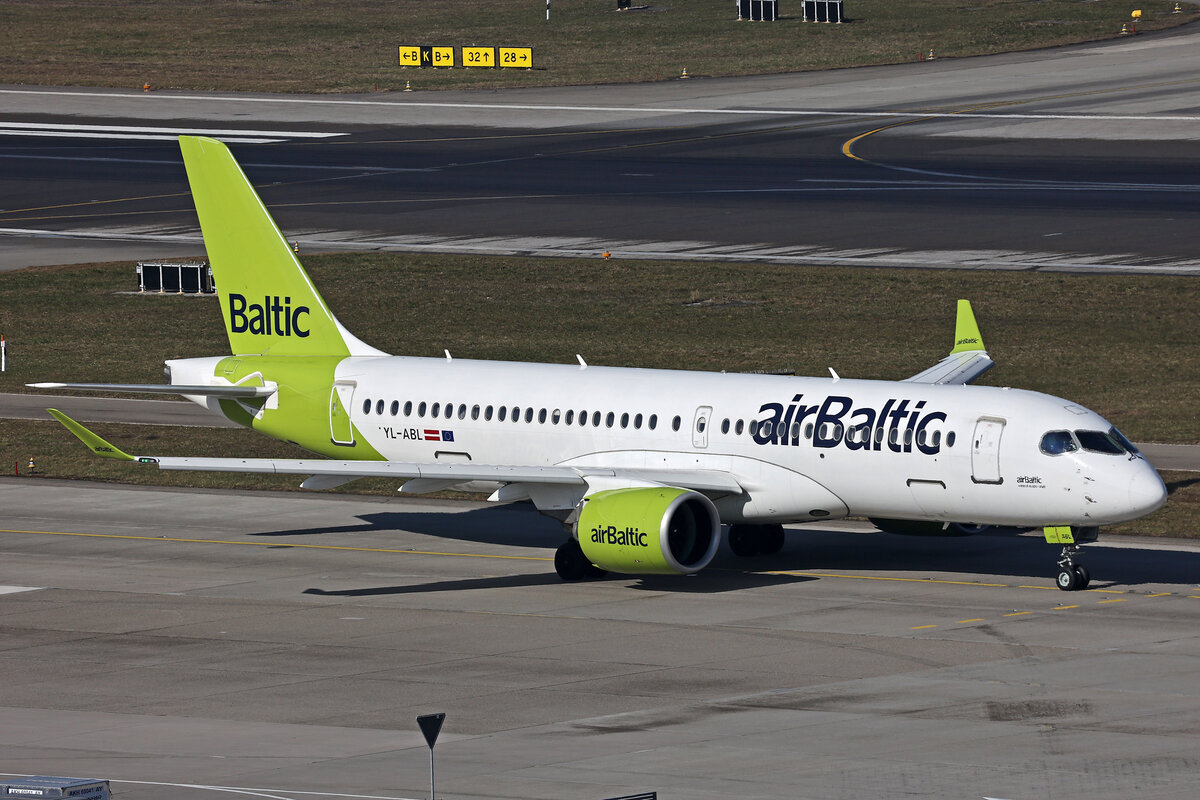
(1055, 545, 1090, 591)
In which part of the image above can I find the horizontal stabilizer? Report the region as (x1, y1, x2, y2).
(29, 382, 275, 398)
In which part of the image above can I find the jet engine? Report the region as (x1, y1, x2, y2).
(575, 487, 721, 575)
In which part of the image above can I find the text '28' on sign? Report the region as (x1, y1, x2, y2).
(462, 47, 497, 68)
(499, 47, 533, 69)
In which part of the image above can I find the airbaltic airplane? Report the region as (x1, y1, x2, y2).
(34, 136, 1166, 591)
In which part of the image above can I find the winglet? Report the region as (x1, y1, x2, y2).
(950, 299, 986, 354)
(46, 409, 137, 462)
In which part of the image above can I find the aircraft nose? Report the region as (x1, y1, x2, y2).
(1128, 465, 1167, 517)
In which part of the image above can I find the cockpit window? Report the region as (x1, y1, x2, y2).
(1075, 429, 1125, 455)
(1040, 431, 1078, 455)
(1110, 426, 1140, 456)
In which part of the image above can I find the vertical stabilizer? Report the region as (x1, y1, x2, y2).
(179, 136, 382, 357)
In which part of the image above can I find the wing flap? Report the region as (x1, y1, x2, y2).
(30, 382, 275, 398)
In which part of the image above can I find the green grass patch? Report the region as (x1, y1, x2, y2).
(0, 1, 1191, 93)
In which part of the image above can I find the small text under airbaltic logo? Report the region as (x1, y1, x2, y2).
(229, 294, 310, 337)
(591, 526, 649, 547)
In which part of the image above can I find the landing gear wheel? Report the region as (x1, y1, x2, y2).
(1055, 543, 1088, 592)
(1056, 566, 1079, 592)
(1073, 564, 1091, 590)
(554, 539, 590, 581)
(728, 525, 758, 557)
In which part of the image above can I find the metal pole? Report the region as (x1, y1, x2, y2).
(546, 0, 550, 21)
(429, 746, 435, 800)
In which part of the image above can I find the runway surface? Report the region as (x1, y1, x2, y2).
(4, 26, 1200, 272)
(2, 478, 1200, 800)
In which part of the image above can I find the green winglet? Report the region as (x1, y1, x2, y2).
(950, 299, 987, 354)
(47, 409, 136, 462)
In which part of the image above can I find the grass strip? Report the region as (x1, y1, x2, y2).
(0, 1, 1192, 93)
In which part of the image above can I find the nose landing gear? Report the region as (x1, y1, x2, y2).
(1045, 526, 1098, 591)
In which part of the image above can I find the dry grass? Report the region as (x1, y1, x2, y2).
(0, 1, 1192, 93)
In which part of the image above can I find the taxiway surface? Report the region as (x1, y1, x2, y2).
(5, 26, 1200, 272)
(2, 479, 1199, 800)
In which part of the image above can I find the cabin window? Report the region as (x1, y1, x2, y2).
(721, 418, 730, 434)
(484, 405, 493, 421)
(418, 401, 427, 418)
(606, 412, 615, 428)
(672, 416, 681, 432)
(634, 413, 643, 429)
(458, 405, 467, 420)
(552, 409, 562, 425)
(903, 428, 912, 446)
(748, 420, 759, 437)
(888, 427, 899, 446)
(620, 412, 629, 429)
(445, 404, 454, 420)
(735, 419, 744, 435)
(649, 414, 658, 430)
(431, 402, 440, 417)
(404, 400, 413, 416)
(758, 420, 771, 437)
(565, 410, 574, 425)
(524, 407, 534, 423)
(538, 408, 547, 424)
(498, 406, 507, 422)
(946, 432, 956, 448)
(471, 405, 480, 420)
(873, 426, 883, 444)
(808, 423, 816, 440)
(593, 411, 602, 427)
(373, 400, 383, 415)
(390, 401, 399, 416)
(362, 399, 371, 414)
(1076, 429, 1124, 455)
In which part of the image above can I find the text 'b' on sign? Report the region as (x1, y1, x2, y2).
(499, 47, 533, 68)
(462, 46, 496, 68)
(398, 46, 420, 67)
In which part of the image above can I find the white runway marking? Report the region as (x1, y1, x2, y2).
(0, 586, 42, 594)
(0, 121, 345, 143)
(0, 776, 419, 800)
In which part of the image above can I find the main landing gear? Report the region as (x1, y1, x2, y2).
(554, 539, 607, 582)
(727, 523, 786, 557)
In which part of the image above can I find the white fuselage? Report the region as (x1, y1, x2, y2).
(298, 355, 1165, 528)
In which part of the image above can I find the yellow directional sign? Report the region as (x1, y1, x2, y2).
(398, 46, 421, 67)
(499, 47, 533, 69)
(428, 46, 454, 67)
(462, 46, 496, 68)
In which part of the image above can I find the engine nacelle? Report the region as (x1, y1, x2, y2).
(577, 487, 721, 575)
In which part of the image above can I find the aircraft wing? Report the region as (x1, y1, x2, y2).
(46, 409, 744, 496)
(903, 299, 994, 385)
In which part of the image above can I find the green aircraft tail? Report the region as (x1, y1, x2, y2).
(179, 136, 376, 358)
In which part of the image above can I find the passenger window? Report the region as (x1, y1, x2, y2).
(565, 410, 574, 425)
(418, 401, 427, 418)
(511, 406, 520, 423)
(634, 413, 643, 429)
(947, 432, 956, 448)
(1040, 431, 1078, 455)
(735, 419, 744, 435)
(873, 426, 882, 444)
(931, 431, 941, 448)
(552, 409, 561, 425)
(649, 414, 658, 430)
(672, 415, 681, 432)
(748, 420, 758, 436)
(485, 405, 493, 421)
(445, 404, 454, 419)
(404, 400, 413, 416)
(524, 408, 534, 423)
(808, 423, 816, 440)
(697, 417, 707, 433)
(594, 411, 602, 427)
(362, 399, 371, 415)
(606, 412, 615, 428)
(621, 412, 629, 428)
(498, 406, 507, 422)
(471, 405, 480, 420)
(1076, 429, 1124, 455)
(431, 402, 440, 417)
(458, 405, 467, 420)
(538, 408, 547, 424)
(721, 418, 730, 434)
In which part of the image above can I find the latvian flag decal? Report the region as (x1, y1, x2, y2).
(424, 429, 454, 442)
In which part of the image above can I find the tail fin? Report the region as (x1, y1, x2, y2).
(179, 136, 382, 357)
